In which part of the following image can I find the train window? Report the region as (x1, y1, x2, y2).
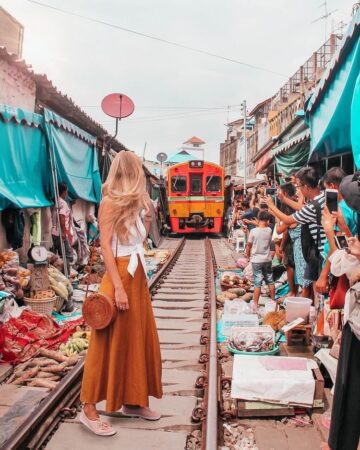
(190, 174, 202, 194)
(171, 176, 187, 192)
(206, 176, 221, 192)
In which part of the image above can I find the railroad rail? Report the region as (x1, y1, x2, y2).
(2, 236, 221, 450)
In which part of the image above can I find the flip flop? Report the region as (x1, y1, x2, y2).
(120, 406, 161, 421)
(79, 409, 117, 436)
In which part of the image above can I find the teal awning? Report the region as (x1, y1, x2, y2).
(44, 109, 102, 203)
(0, 105, 52, 211)
(307, 10, 360, 165)
(275, 141, 310, 177)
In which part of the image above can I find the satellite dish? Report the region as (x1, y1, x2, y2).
(156, 152, 168, 163)
(101, 93, 135, 119)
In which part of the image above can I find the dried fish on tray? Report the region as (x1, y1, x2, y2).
(228, 326, 275, 353)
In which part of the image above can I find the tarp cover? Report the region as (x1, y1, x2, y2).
(0, 105, 52, 211)
(307, 13, 360, 164)
(44, 109, 101, 203)
(231, 355, 316, 406)
(275, 142, 310, 177)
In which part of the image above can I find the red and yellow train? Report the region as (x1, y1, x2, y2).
(167, 160, 224, 233)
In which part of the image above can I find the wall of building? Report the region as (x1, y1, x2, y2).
(0, 58, 35, 111)
(0, 7, 24, 57)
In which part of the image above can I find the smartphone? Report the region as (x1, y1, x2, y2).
(266, 187, 277, 196)
(326, 189, 338, 213)
(335, 235, 349, 249)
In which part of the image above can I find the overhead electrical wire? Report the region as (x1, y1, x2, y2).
(27, 0, 288, 78)
(99, 108, 238, 125)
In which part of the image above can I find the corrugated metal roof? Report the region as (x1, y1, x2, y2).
(0, 46, 127, 151)
(307, 9, 360, 113)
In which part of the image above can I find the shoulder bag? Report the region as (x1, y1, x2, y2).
(82, 244, 117, 330)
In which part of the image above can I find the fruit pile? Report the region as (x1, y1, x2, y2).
(60, 330, 91, 357)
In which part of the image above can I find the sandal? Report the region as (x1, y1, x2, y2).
(79, 409, 117, 436)
(120, 406, 161, 421)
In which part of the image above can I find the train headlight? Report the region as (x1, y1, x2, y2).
(172, 209, 177, 215)
(216, 209, 221, 214)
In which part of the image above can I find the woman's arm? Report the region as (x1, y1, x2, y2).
(266, 197, 297, 225)
(277, 191, 303, 211)
(276, 221, 288, 235)
(99, 198, 129, 310)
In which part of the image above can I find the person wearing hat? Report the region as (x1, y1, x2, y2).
(323, 172, 360, 450)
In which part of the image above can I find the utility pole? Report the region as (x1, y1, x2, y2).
(242, 100, 247, 195)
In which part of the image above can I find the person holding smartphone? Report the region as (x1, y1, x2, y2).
(321, 171, 360, 450)
(316, 168, 357, 294)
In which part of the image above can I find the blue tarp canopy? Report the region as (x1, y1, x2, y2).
(44, 109, 102, 203)
(307, 10, 360, 166)
(0, 105, 52, 211)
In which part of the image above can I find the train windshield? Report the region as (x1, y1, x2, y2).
(190, 174, 202, 194)
(206, 176, 221, 192)
(171, 176, 187, 192)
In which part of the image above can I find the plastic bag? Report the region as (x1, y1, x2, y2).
(0, 297, 27, 323)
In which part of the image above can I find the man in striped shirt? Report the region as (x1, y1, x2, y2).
(266, 166, 326, 285)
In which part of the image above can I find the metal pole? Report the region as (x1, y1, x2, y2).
(243, 100, 247, 195)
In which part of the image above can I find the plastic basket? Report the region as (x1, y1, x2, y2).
(54, 296, 65, 312)
(23, 296, 56, 316)
(227, 343, 280, 356)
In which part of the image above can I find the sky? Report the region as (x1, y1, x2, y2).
(0, 0, 355, 163)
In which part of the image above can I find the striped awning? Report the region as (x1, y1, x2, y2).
(272, 129, 310, 157)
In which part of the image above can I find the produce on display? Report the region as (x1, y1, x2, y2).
(263, 310, 286, 332)
(220, 272, 251, 291)
(60, 330, 91, 356)
(229, 326, 275, 353)
(0, 250, 31, 298)
(48, 265, 73, 300)
(6, 348, 80, 390)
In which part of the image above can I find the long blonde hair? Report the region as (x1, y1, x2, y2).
(101, 151, 147, 242)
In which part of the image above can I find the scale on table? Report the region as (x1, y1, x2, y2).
(28, 244, 50, 292)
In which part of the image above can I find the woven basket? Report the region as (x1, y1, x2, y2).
(82, 292, 117, 329)
(54, 296, 65, 312)
(24, 296, 56, 316)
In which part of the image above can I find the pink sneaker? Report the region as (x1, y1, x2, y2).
(79, 409, 117, 436)
(120, 405, 161, 421)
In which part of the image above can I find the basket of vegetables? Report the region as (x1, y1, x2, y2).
(24, 289, 56, 316)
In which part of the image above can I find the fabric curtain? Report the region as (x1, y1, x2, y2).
(275, 142, 310, 177)
(0, 105, 52, 211)
(44, 109, 102, 203)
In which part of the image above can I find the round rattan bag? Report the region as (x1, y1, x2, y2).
(82, 292, 117, 330)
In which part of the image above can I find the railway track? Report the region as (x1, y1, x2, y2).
(2, 237, 228, 450)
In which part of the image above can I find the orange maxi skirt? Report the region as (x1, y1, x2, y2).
(80, 256, 163, 412)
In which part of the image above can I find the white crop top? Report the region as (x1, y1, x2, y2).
(111, 214, 147, 279)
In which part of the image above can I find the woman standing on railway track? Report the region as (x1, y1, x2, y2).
(80, 151, 163, 436)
